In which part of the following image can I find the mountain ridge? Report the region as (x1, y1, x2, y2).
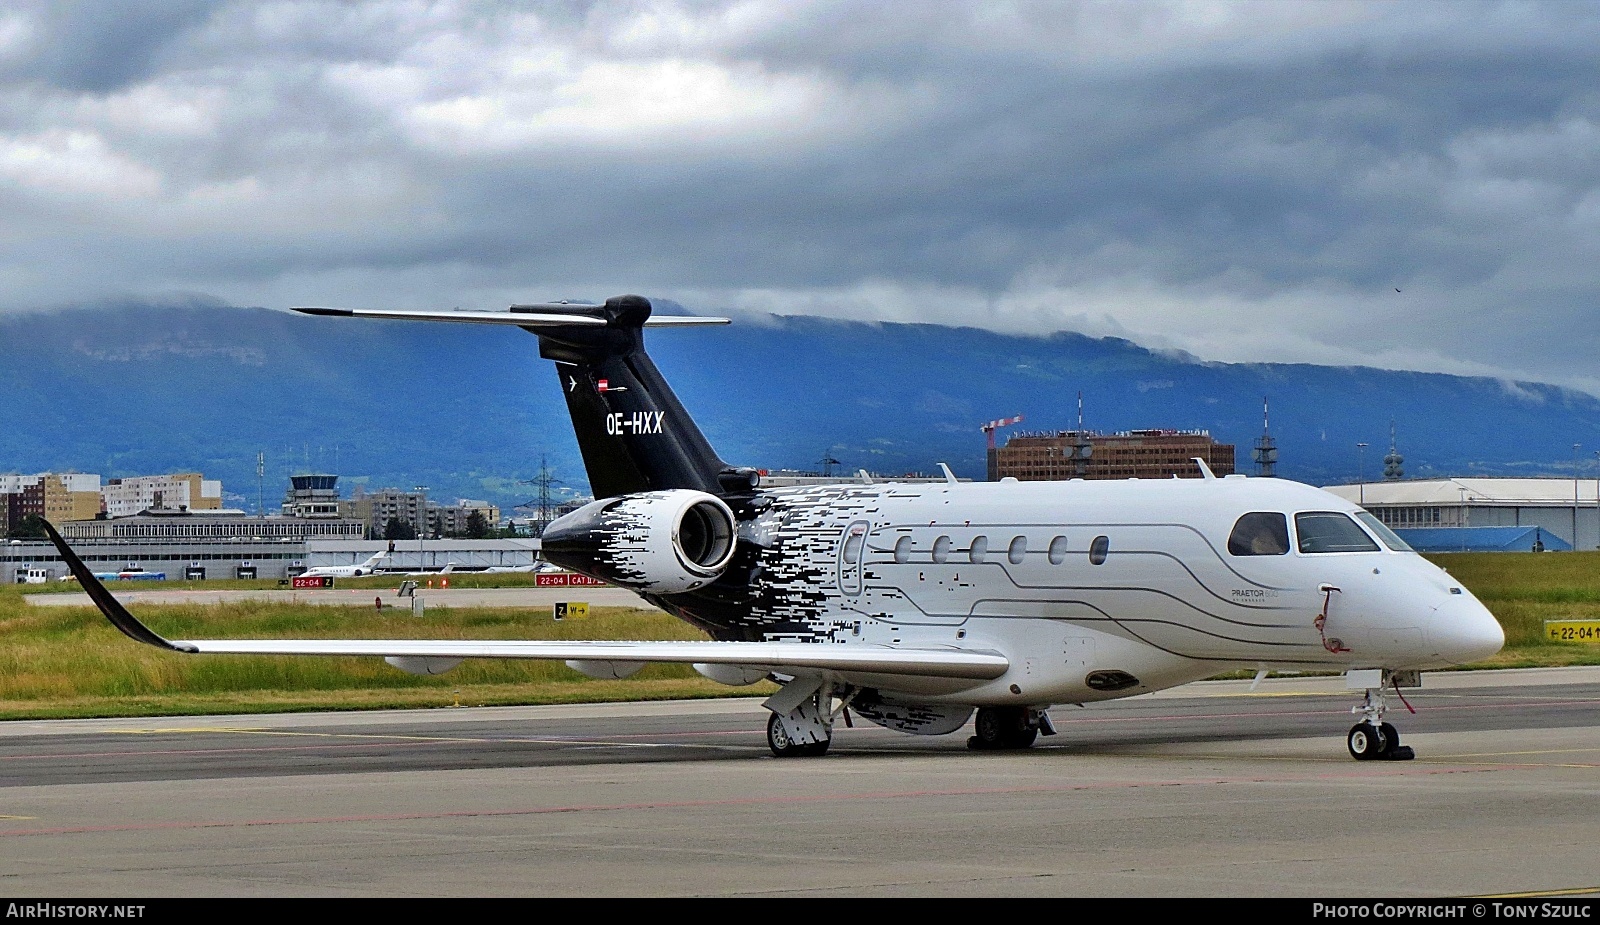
(4, 300, 1598, 514)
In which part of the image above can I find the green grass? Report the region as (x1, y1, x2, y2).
(1424, 551, 1600, 662)
(4, 550, 1599, 720)
(0, 584, 775, 719)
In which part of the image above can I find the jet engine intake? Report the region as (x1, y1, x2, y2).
(539, 489, 738, 594)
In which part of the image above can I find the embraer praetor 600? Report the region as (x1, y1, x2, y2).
(48, 295, 1505, 761)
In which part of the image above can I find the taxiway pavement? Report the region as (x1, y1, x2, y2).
(3, 667, 1598, 897)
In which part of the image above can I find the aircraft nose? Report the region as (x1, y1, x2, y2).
(1428, 593, 1505, 663)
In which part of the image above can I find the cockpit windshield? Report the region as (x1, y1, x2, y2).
(1227, 512, 1290, 556)
(1354, 511, 1414, 552)
(1295, 511, 1380, 553)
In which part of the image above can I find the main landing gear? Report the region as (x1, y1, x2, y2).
(767, 711, 830, 757)
(764, 678, 849, 758)
(1346, 671, 1417, 762)
(967, 706, 1054, 750)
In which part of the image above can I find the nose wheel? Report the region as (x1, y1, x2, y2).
(1347, 721, 1409, 760)
(1347, 675, 1416, 761)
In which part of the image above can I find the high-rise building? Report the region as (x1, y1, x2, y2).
(0, 472, 102, 533)
(102, 473, 221, 517)
(994, 430, 1235, 481)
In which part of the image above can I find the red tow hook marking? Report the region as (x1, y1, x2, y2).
(1316, 584, 1351, 654)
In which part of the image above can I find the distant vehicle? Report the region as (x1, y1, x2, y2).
(16, 567, 51, 584)
(117, 569, 165, 581)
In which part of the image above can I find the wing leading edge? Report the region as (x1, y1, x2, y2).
(41, 522, 1006, 682)
(293, 307, 730, 327)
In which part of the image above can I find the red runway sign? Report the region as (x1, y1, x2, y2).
(535, 572, 608, 587)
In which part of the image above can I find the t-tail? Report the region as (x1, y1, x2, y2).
(294, 295, 758, 499)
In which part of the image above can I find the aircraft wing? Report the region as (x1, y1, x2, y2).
(293, 307, 730, 327)
(143, 638, 1007, 680)
(40, 521, 1006, 682)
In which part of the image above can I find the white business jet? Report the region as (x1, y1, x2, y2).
(297, 543, 393, 579)
(47, 296, 1503, 761)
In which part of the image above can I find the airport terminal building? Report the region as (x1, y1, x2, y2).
(5, 509, 368, 582)
(1325, 477, 1600, 551)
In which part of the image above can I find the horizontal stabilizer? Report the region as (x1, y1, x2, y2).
(293, 307, 729, 327)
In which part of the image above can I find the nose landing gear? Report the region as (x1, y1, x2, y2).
(1346, 669, 1417, 761)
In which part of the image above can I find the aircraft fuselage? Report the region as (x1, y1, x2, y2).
(642, 473, 1503, 706)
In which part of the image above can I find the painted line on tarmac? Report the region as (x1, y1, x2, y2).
(1, 728, 763, 763)
(1477, 886, 1600, 898)
(0, 762, 1526, 839)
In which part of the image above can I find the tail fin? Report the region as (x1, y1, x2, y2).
(535, 295, 738, 498)
(294, 294, 755, 499)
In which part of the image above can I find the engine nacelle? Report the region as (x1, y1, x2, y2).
(539, 489, 738, 594)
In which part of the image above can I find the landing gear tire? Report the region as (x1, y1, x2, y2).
(1347, 722, 1391, 761)
(767, 712, 800, 757)
(1379, 723, 1414, 761)
(969, 707, 1038, 750)
(767, 712, 828, 758)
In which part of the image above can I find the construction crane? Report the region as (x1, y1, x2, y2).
(982, 414, 1024, 483)
(981, 414, 1024, 450)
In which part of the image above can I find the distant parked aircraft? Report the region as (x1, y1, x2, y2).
(298, 543, 394, 579)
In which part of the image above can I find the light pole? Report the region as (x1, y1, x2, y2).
(1356, 443, 1368, 506)
(414, 485, 429, 572)
(1573, 445, 1581, 551)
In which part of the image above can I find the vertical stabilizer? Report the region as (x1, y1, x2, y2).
(293, 294, 742, 500)
(535, 295, 733, 499)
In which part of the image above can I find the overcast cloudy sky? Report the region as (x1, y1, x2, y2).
(3, 1, 1598, 393)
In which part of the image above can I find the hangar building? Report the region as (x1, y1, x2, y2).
(1322, 478, 1600, 551)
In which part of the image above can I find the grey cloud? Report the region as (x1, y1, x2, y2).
(0, 0, 214, 93)
(1, 1, 1599, 394)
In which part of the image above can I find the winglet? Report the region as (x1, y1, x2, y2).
(39, 520, 197, 653)
(1193, 457, 1218, 480)
(938, 463, 959, 484)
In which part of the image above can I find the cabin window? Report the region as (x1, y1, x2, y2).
(969, 535, 989, 564)
(1354, 512, 1414, 552)
(1089, 535, 1109, 565)
(932, 535, 951, 564)
(1048, 535, 1069, 565)
(1008, 536, 1027, 564)
(1227, 512, 1290, 556)
(893, 535, 913, 563)
(1295, 512, 1380, 554)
